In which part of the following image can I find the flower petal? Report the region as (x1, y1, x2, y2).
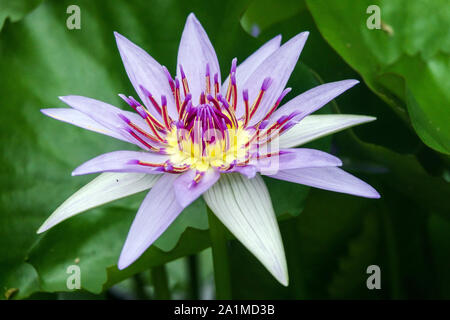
(173, 169, 220, 207)
(231, 165, 258, 179)
(177, 13, 221, 103)
(222, 34, 282, 113)
(269, 80, 359, 124)
(59, 95, 152, 150)
(272, 148, 342, 171)
(243, 32, 309, 125)
(279, 114, 377, 149)
(118, 173, 183, 269)
(203, 173, 288, 286)
(72, 151, 169, 176)
(114, 32, 176, 118)
(268, 166, 380, 198)
(248, 148, 342, 176)
(37, 172, 160, 233)
(41, 108, 128, 142)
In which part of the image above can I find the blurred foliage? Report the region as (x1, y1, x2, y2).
(0, 0, 449, 300)
(307, 0, 450, 154)
(0, 0, 43, 30)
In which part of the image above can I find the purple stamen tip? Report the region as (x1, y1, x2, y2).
(118, 113, 130, 124)
(128, 96, 141, 107)
(118, 94, 132, 105)
(135, 106, 148, 119)
(243, 89, 249, 101)
(217, 95, 229, 108)
(261, 77, 272, 91)
(288, 110, 301, 120)
(162, 66, 173, 81)
(259, 120, 269, 129)
(175, 78, 180, 89)
(214, 73, 219, 84)
(161, 95, 167, 106)
(278, 88, 292, 102)
(175, 120, 184, 129)
(185, 93, 192, 102)
(127, 159, 140, 165)
(281, 121, 296, 132)
(231, 73, 236, 85)
(277, 115, 288, 124)
(165, 163, 174, 171)
(122, 126, 133, 134)
(179, 64, 186, 78)
(186, 101, 193, 112)
(139, 85, 152, 97)
(205, 63, 210, 77)
(231, 58, 237, 73)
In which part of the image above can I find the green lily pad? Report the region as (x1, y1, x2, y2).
(306, 0, 450, 154)
(0, 0, 43, 30)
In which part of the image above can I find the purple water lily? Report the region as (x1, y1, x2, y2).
(38, 13, 379, 286)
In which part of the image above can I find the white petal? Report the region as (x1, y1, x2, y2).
(275, 148, 343, 170)
(177, 13, 221, 103)
(72, 150, 169, 176)
(279, 114, 376, 149)
(268, 167, 380, 198)
(243, 32, 309, 126)
(222, 35, 282, 112)
(269, 79, 359, 124)
(41, 108, 128, 142)
(203, 173, 288, 286)
(114, 32, 176, 118)
(118, 173, 183, 269)
(59, 95, 152, 150)
(173, 169, 220, 207)
(37, 173, 160, 233)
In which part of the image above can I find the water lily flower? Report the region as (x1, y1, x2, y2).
(38, 13, 380, 286)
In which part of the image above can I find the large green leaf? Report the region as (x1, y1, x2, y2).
(240, 0, 305, 37)
(306, 0, 450, 154)
(242, 0, 422, 155)
(27, 204, 211, 294)
(0, 0, 44, 30)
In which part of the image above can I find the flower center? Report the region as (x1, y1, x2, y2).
(118, 59, 295, 175)
(165, 101, 251, 172)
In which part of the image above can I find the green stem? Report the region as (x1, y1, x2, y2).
(151, 265, 171, 300)
(133, 273, 151, 300)
(207, 206, 232, 299)
(187, 254, 200, 300)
